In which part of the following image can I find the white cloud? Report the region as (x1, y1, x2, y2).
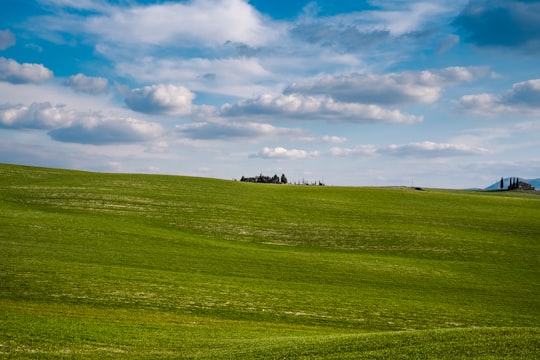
(361, 1, 461, 36)
(0, 102, 74, 129)
(378, 141, 490, 157)
(177, 119, 304, 140)
(458, 94, 511, 115)
(49, 115, 165, 145)
(124, 84, 195, 115)
(221, 94, 422, 124)
(436, 66, 487, 83)
(0, 81, 120, 114)
(458, 79, 540, 115)
(0, 57, 53, 84)
(0, 101, 164, 145)
(115, 56, 274, 98)
(250, 141, 490, 161)
(328, 145, 377, 157)
(321, 135, 348, 144)
(294, 1, 465, 42)
(317, 141, 489, 159)
(295, 135, 347, 144)
(501, 79, 540, 107)
(284, 67, 488, 105)
(85, 0, 281, 48)
(0, 29, 16, 50)
(250, 146, 320, 159)
(64, 73, 109, 95)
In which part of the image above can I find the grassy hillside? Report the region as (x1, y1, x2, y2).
(1, 163, 539, 358)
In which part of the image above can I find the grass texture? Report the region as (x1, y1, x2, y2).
(1, 163, 539, 358)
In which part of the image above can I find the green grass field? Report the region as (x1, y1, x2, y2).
(1, 163, 539, 358)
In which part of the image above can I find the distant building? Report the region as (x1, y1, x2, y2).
(502, 177, 536, 191)
(516, 181, 535, 191)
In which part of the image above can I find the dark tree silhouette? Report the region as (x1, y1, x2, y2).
(240, 173, 289, 185)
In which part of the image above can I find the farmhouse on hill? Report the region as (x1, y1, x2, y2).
(516, 181, 535, 191)
(500, 177, 535, 191)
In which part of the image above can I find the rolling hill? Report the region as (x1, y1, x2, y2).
(1, 163, 539, 358)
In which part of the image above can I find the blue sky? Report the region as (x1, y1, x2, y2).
(1, 0, 539, 187)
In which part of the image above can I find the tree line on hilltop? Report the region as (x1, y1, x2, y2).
(240, 174, 288, 184)
(239, 174, 326, 186)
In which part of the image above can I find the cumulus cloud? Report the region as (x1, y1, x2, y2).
(218, 66, 487, 124)
(284, 67, 488, 105)
(0, 29, 16, 50)
(458, 79, 540, 115)
(124, 84, 195, 115)
(221, 94, 422, 124)
(64, 73, 109, 95)
(85, 0, 281, 48)
(501, 79, 540, 106)
(177, 120, 303, 140)
(453, 0, 540, 53)
(0, 102, 164, 145)
(458, 94, 505, 115)
(249, 146, 320, 160)
(0, 102, 74, 129)
(49, 116, 165, 145)
(0, 57, 53, 84)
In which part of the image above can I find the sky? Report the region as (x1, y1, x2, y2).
(1, 0, 539, 188)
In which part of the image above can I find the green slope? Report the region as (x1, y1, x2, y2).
(1, 163, 539, 358)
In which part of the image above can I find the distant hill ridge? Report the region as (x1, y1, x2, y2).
(485, 177, 540, 190)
